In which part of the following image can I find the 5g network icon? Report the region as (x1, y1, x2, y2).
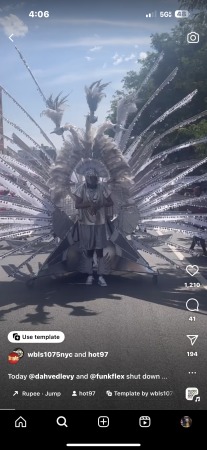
(187, 32, 199, 43)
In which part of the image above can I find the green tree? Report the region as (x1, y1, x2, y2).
(180, 0, 207, 12)
(107, 0, 207, 157)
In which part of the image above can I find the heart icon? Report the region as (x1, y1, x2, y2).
(186, 265, 199, 277)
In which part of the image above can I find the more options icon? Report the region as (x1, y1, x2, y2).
(139, 416, 151, 427)
(187, 32, 199, 43)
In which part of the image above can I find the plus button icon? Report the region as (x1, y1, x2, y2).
(98, 416, 109, 427)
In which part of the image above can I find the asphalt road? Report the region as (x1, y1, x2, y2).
(0, 232, 207, 411)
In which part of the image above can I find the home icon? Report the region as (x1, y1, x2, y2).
(15, 416, 27, 428)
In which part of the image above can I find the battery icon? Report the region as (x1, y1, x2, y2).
(175, 10, 189, 18)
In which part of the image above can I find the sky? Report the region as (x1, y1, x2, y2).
(0, 0, 183, 151)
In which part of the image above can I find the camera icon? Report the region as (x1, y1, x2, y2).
(187, 32, 199, 44)
(13, 333, 20, 341)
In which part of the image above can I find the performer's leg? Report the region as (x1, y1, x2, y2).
(190, 236, 197, 250)
(96, 249, 103, 259)
(200, 238, 207, 255)
(97, 249, 107, 286)
(85, 249, 94, 284)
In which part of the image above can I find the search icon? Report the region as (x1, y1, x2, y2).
(56, 416, 68, 427)
(186, 298, 199, 312)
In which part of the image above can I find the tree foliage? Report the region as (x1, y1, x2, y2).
(107, 0, 207, 158)
(180, 0, 207, 11)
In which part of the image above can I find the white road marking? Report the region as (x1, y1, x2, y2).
(194, 272, 207, 290)
(167, 244, 184, 261)
(156, 230, 207, 290)
(156, 230, 164, 236)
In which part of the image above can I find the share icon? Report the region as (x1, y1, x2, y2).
(186, 335, 198, 346)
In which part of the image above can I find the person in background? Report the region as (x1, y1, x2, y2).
(189, 185, 207, 254)
(190, 232, 207, 256)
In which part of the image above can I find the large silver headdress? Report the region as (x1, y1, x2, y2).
(76, 158, 109, 178)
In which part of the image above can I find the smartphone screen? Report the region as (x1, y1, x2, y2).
(0, 0, 206, 447)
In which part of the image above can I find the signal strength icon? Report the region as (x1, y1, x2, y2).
(146, 11, 157, 18)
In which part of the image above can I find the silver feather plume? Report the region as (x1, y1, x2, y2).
(1, 48, 207, 280)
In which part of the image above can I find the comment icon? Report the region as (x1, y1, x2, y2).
(186, 298, 199, 312)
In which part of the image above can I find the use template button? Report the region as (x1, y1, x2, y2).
(8, 331, 65, 343)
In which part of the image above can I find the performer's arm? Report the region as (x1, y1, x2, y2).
(90, 195, 113, 212)
(74, 195, 92, 209)
(103, 195, 113, 207)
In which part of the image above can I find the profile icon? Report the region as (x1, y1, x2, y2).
(13, 348, 24, 359)
(180, 416, 192, 428)
(8, 351, 19, 364)
(8, 348, 24, 364)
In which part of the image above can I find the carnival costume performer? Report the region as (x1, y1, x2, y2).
(1, 50, 207, 286)
(74, 165, 113, 286)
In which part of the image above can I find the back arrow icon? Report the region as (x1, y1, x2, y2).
(9, 34, 14, 42)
